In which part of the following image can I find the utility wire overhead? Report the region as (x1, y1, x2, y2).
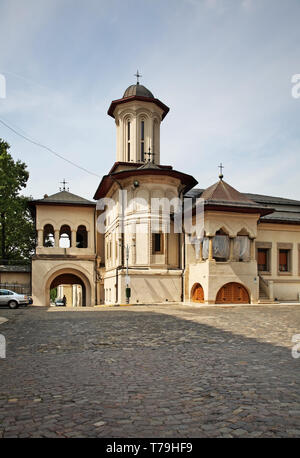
(0, 117, 101, 178)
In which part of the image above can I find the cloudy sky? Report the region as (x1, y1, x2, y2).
(0, 0, 299, 200)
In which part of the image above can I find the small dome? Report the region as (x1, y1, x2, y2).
(123, 83, 154, 99)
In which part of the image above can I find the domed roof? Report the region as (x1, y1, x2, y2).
(123, 83, 154, 99)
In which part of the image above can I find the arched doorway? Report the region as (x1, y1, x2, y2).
(48, 272, 88, 307)
(216, 282, 250, 304)
(191, 283, 204, 303)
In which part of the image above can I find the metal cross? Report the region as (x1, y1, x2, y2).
(145, 146, 155, 163)
(145, 147, 151, 162)
(59, 179, 69, 191)
(218, 163, 224, 179)
(134, 70, 142, 84)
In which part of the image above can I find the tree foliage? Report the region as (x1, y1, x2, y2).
(0, 139, 35, 263)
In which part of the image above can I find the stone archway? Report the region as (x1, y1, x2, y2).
(216, 282, 250, 304)
(45, 268, 92, 307)
(50, 273, 86, 307)
(191, 283, 205, 303)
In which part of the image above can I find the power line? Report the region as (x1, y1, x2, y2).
(0, 117, 101, 178)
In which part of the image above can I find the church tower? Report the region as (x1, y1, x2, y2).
(108, 73, 169, 165)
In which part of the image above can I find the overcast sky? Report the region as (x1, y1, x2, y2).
(0, 0, 300, 200)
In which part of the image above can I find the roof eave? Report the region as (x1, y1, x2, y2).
(93, 169, 198, 200)
(30, 201, 96, 208)
(108, 96, 170, 120)
(201, 202, 274, 217)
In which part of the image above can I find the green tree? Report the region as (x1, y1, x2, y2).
(50, 287, 57, 303)
(0, 139, 35, 263)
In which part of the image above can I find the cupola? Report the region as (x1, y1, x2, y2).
(107, 73, 169, 165)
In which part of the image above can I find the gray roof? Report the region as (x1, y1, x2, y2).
(244, 192, 300, 206)
(185, 187, 300, 224)
(34, 191, 95, 206)
(123, 83, 154, 99)
(0, 265, 31, 272)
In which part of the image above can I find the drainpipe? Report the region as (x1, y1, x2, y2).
(109, 175, 124, 304)
(94, 209, 98, 305)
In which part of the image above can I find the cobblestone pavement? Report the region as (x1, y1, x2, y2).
(0, 304, 300, 438)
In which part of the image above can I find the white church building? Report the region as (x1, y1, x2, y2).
(30, 79, 300, 306)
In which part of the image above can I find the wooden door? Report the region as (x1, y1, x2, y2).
(216, 282, 250, 304)
(191, 283, 204, 303)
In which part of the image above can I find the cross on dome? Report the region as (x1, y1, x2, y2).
(134, 69, 142, 85)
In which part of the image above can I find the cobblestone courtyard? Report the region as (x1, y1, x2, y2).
(0, 303, 300, 438)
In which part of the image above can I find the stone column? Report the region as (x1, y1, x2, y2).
(71, 230, 77, 248)
(198, 238, 203, 262)
(208, 236, 213, 261)
(196, 237, 203, 262)
(132, 116, 138, 162)
(37, 229, 43, 247)
(250, 238, 256, 261)
(229, 237, 235, 261)
(54, 230, 60, 248)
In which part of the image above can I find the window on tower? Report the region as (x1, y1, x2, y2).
(141, 120, 145, 161)
(127, 121, 131, 161)
(152, 233, 164, 254)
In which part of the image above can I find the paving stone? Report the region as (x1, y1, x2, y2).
(0, 304, 299, 437)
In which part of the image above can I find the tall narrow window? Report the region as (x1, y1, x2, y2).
(279, 249, 290, 272)
(43, 224, 55, 247)
(141, 120, 145, 161)
(152, 233, 163, 254)
(76, 225, 88, 248)
(258, 248, 269, 271)
(59, 225, 71, 248)
(153, 122, 155, 159)
(127, 142, 130, 162)
(127, 121, 131, 161)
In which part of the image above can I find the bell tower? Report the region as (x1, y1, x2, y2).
(108, 73, 169, 165)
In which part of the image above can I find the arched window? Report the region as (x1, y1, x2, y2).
(234, 230, 250, 262)
(76, 225, 88, 248)
(59, 225, 71, 248)
(43, 224, 55, 247)
(214, 229, 230, 261)
(127, 120, 131, 161)
(202, 229, 229, 261)
(141, 119, 145, 161)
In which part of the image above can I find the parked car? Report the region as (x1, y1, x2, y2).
(55, 298, 66, 307)
(0, 289, 29, 309)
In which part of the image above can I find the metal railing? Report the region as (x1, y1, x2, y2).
(0, 283, 31, 295)
(258, 273, 274, 301)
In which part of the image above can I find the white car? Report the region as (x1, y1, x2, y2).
(0, 289, 29, 309)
